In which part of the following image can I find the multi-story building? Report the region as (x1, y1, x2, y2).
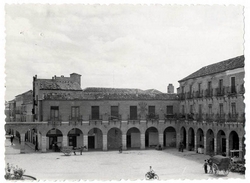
(177, 55, 245, 156)
(5, 55, 245, 158)
(15, 90, 33, 122)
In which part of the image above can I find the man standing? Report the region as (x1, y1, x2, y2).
(10, 135, 14, 145)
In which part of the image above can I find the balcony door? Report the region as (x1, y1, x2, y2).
(91, 106, 100, 120)
(231, 77, 236, 93)
(50, 106, 59, 121)
(111, 106, 119, 120)
(130, 106, 137, 120)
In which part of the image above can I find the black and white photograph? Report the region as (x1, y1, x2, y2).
(2, 0, 249, 181)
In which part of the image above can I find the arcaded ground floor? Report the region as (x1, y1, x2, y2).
(5, 138, 244, 180)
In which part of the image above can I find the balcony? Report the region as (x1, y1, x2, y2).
(227, 113, 238, 122)
(195, 90, 203, 98)
(239, 84, 245, 94)
(205, 89, 213, 97)
(225, 86, 237, 96)
(69, 115, 82, 125)
(48, 116, 62, 126)
(186, 92, 193, 99)
(127, 115, 140, 122)
(205, 113, 214, 122)
(146, 113, 159, 121)
(215, 87, 225, 96)
(215, 113, 226, 123)
(89, 115, 102, 121)
(195, 113, 203, 122)
(108, 114, 122, 121)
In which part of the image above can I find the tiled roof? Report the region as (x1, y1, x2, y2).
(179, 55, 244, 82)
(43, 87, 177, 100)
(83, 87, 146, 94)
(39, 80, 82, 90)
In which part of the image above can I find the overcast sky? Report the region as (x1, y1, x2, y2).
(4, 4, 244, 101)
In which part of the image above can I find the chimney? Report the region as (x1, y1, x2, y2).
(167, 84, 174, 94)
(70, 73, 81, 87)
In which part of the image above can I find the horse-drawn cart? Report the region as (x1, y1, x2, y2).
(60, 146, 86, 156)
(209, 155, 231, 176)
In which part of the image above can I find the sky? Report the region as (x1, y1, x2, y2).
(4, 4, 244, 101)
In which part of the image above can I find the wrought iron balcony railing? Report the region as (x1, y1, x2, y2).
(108, 114, 122, 121)
(89, 115, 102, 121)
(146, 113, 159, 120)
(69, 115, 83, 125)
(215, 87, 225, 96)
(205, 89, 213, 97)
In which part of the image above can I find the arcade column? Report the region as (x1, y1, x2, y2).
(20, 133, 25, 153)
(122, 134, 127, 150)
(158, 133, 164, 147)
(83, 134, 88, 151)
(41, 135, 47, 153)
(103, 134, 108, 151)
(140, 133, 145, 149)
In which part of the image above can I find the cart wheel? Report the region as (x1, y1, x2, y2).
(212, 164, 218, 175)
(145, 173, 150, 180)
(154, 174, 159, 180)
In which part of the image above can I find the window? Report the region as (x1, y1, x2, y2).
(219, 79, 223, 92)
(181, 86, 184, 93)
(208, 81, 212, 96)
(198, 83, 201, 95)
(111, 106, 119, 119)
(219, 103, 224, 118)
(182, 105, 185, 115)
(50, 106, 59, 120)
(189, 85, 192, 93)
(167, 105, 174, 115)
(148, 106, 155, 115)
(71, 106, 80, 119)
(91, 106, 100, 120)
(231, 77, 236, 93)
(231, 103, 236, 117)
(190, 105, 193, 114)
(199, 104, 202, 118)
(208, 104, 212, 117)
(130, 106, 137, 120)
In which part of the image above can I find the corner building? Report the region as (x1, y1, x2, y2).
(5, 55, 245, 157)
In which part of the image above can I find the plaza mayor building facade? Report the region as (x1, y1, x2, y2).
(5, 55, 245, 158)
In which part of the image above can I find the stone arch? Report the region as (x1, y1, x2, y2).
(88, 128, 103, 150)
(126, 127, 141, 149)
(188, 127, 195, 151)
(206, 129, 214, 155)
(107, 127, 122, 150)
(196, 128, 204, 150)
(229, 131, 239, 152)
(46, 128, 63, 150)
(163, 126, 176, 147)
(145, 127, 158, 148)
(217, 130, 226, 155)
(67, 128, 83, 148)
(180, 126, 187, 148)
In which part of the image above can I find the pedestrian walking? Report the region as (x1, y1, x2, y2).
(203, 160, 208, 174)
(10, 135, 14, 145)
(179, 141, 184, 152)
(35, 143, 39, 152)
(119, 145, 122, 153)
(208, 159, 213, 173)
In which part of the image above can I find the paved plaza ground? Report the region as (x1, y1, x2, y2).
(4, 138, 245, 180)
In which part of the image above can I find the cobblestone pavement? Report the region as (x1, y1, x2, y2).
(4, 138, 245, 180)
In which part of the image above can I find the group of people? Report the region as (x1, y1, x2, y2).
(203, 159, 213, 174)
